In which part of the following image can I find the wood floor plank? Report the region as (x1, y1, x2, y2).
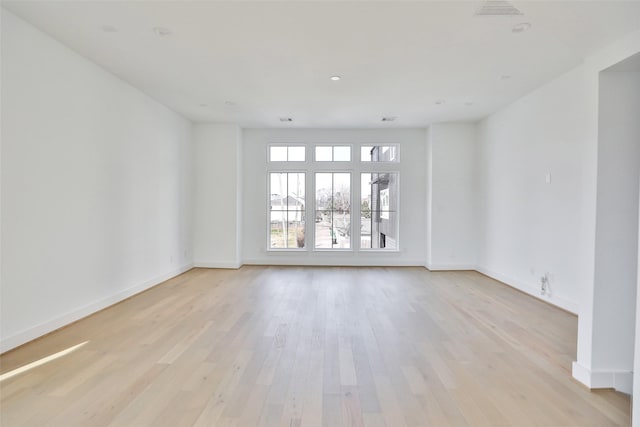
(338, 344, 358, 387)
(0, 266, 631, 426)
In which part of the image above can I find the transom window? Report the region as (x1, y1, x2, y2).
(360, 145, 398, 162)
(315, 145, 351, 162)
(269, 145, 305, 162)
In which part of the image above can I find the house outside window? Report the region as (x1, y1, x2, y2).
(269, 172, 305, 248)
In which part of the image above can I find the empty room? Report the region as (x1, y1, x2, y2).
(1, 0, 640, 426)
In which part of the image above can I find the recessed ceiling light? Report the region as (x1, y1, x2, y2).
(101, 25, 118, 33)
(330, 75, 341, 81)
(500, 74, 511, 80)
(199, 103, 208, 107)
(224, 101, 237, 106)
(279, 117, 293, 122)
(512, 22, 532, 33)
(465, 101, 474, 106)
(153, 27, 172, 37)
(381, 116, 396, 122)
(435, 99, 446, 105)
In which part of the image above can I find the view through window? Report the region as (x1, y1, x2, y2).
(360, 172, 398, 249)
(269, 172, 305, 248)
(315, 173, 351, 249)
(268, 144, 399, 251)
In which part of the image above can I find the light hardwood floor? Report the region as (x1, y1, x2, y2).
(0, 267, 631, 426)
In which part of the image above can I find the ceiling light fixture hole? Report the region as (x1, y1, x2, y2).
(153, 27, 172, 37)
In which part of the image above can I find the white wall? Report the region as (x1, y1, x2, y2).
(426, 123, 476, 270)
(1, 7, 4, 321)
(635, 189, 640, 425)
(476, 28, 640, 392)
(590, 70, 640, 394)
(423, 125, 434, 268)
(242, 128, 426, 266)
(476, 65, 590, 314)
(193, 123, 242, 268)
(0, 11, 194, 352)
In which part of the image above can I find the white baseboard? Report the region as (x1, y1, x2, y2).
(425, 263, 476, 271)
(242, 258, 425, 266)
(0, 263, 194, 354)
(572, 361, 633, 394)
(422, 264, 578, 314)
(193, 261, 242, 269)
(475, 265, 579, 314)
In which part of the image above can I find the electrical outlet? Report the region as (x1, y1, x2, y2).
(540, 274, 549, 295)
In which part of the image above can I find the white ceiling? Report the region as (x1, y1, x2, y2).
(3, 1, 640, 128)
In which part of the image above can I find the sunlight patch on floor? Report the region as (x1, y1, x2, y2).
(0, 341, 89, 382)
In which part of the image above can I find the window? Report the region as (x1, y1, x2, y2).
(269, 172, 305, 248)
(361, 145, 398, 162)
(267, 143, 399, 251)
(360, 172, 398, 249)
(315, 173, 351, 248)
(315, 145, 351, 162)
(270, 145, 305, 162)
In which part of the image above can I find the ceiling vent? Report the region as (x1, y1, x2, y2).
(279, 117, 293, 122)
(474, 1, 523, 16)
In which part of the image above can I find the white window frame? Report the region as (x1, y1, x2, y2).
(314, 144, 353, 162)
(313, 171, 353, 251)
(266, 170, 307, 251)
(268, 144, 307, 162)
(360, 144, 400, 163)
(265, 142, 400, 252)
